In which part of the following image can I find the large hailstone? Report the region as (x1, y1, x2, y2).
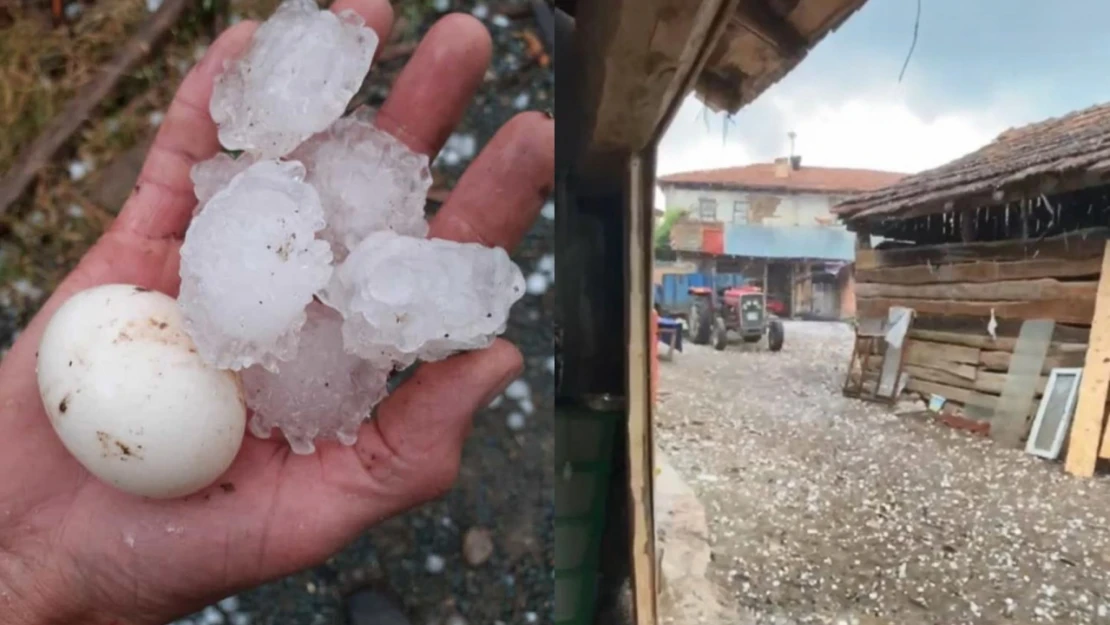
(290, 109, 432, 258)
(190, 152, 256, 209)
(242, 301, 389, 454)
(324, 231, 526, 367)
(179, 159, 333, 372)
(209, 0, 379, 159)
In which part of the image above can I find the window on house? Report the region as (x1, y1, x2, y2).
(732, 198, 750, 224)
(697, 198, 717, 221)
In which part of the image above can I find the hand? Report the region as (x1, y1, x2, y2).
(0, 2, 553, 623)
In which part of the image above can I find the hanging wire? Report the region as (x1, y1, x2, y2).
(898, 0, 922, 83)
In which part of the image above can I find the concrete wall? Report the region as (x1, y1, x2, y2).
(661, 186, 850, 228)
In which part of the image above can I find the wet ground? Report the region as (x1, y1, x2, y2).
(656, 321, 1110, 625)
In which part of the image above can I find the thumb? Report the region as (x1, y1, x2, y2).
(345, 338, 524, 520)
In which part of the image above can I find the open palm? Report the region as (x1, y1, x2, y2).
(0, 2, 553, 623)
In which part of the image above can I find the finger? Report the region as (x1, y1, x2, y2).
(340, 340, 523, 512)
(429, 111, 554, 250)
(113, 0, 395, 240)
(112, 21, 257, 239)
(376, 13, 492, 157)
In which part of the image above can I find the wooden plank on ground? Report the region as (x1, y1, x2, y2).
(1066, 242, 1110, 477)
(858, 297, 1094, 325)
(906, 378, 999, 409)
(855, 228, 1108, 270)
(856, 279, 1098, 302)
(856, 257, 1104, 285)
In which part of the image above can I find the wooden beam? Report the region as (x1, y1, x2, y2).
(856, 257, 1104, 286)
(1065, 242, 1110, 477)
(909, 315, 1091, 344)
(732, 1, 807, 54)
(855, 228, 1109, 270)
(979, 345, 1087, 373)
(903, 364, 1046, 396)
(855, 278, 1098, 303)
(905, 378, 999, 409)
(858, 297, 1094, 326)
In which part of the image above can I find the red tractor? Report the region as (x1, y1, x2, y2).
(686, 284, 784, 352)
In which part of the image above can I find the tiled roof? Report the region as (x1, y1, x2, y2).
(659, 163, 906, 194)
(837, 102, 1110, 221)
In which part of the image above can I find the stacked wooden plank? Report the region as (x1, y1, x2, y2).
(853, 229, 1107, 426)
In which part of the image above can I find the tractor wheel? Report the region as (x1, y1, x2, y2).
(767, 318, 785, 352)
(712, 317, 728, 351)
(689, 299, 712, 345)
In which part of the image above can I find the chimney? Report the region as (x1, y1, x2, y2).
(774, 157, 790, 178)
(790, 155, 802, 170)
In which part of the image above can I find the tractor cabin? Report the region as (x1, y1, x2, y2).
(835, 102, 1110, 477)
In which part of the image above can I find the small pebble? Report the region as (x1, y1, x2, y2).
(64, 2, 83, 20)
(200, 606, 225, 625)
(524, 612, 538, 624)
(67, 160, 90, 181)
(146, 0, 164, 11)
(217, 596, 240, 612)
(491, 14, 510, 28)
(506, 412, 526, 431)
(488, 394, 505, 409)
(540, 200, 554, 220)
(513, 93, 530, 110)
(432, 0, 450, 11)
(462, 527, 495, 566)
(66, 204, 85, 219)
(425, 553, 446, 574)
(471, 3, 489, 19)
(444, 616, 467, 625)
(505, 379, 530, 401)
(148, 111, 166, 127)
(525, 272, 548, 295)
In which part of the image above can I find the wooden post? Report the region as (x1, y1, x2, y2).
(855, 224, 872, 250)
(1065, 241, 1110, 477)
(961, 210, 977, 243)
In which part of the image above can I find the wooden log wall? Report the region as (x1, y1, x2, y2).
(853, 228, 1108, 419)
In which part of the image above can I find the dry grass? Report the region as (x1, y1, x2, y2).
(0, 0, 283, 345)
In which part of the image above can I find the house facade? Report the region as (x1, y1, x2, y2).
(657, 156, 905, 320)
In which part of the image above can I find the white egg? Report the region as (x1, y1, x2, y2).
(36, 284, 246, 499)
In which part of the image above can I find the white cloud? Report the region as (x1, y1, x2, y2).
(658, 86, 1031, 178)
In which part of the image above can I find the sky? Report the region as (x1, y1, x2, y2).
(657, 0, 1110, 205)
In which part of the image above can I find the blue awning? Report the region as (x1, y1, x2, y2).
(723, 224, 855, 261)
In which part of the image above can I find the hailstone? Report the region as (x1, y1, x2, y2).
(190, 152, 256, 209)
(209, 0, 379, 159)
(178, 159, 333, 372)
(242, 301, 389, 454)
(323, 231, 526, 368)
(289, 109, 431, 258)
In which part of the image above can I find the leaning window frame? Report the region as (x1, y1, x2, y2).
(1025, 367, 1084, 460)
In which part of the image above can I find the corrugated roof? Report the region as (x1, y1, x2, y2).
(659, 162, 907, 194)
(837, 102, 1110, 222)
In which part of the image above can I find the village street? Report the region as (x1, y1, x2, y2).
(655, 321, 1110, 625)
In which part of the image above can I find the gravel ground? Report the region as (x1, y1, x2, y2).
(656, 321, 1110, 625)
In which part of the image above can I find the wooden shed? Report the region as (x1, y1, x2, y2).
(834, 102, 1110, 467)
